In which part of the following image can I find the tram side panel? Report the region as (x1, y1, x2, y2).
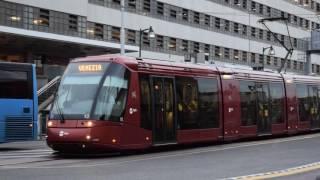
(220, 77, 241, 141)
(284, 82, 299, 134)
(120, 71, 152, 150)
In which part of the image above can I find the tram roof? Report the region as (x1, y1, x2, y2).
(71, 55, 320, 81)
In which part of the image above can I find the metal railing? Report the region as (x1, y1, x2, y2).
(37, 76, 61, 111)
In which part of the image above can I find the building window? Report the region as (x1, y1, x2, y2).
(266, 31, 271, 41)
(266, 56, 271, 65)
(35, 9, 49, 26)
(142, 32, 150, 46)
(204, 44, 210, 54)
(259, 29, 264, 39)
(224, 20, 230, 31)
(224, 48, 230, 59)
(181, 40, 188, 52)
(204, 15, 210, 26)
(274, 57, 278, 66)
(243, 0, 247, 9)
(111, 26, 120, 41)
(242, 51, 248, 62)
(93, 23, 104, 39)
(182, 9, 188, 21)
(215, 17, 221, 29)
(169, 38, 176, 51)
(143, 0, 150, 12)
(299, 62, 304, 70)
(234, 50, 239, 60)
(170, 9, 177, 18)
(242, 25, 247, 35)
(215, 46, 221, 58)
(251, 53, 256, 63)
(259, 54, 263, 64)
(128, 0, 136, 8)
(156, 35, 164, 48)
(127, 29, 136, 44)
(251, 1, 256, 11)
(194, 12, 200, 24)
(234, 23, 239, 33)
(193, 42, 199, 53)
(156, 2, 164, 15)
(68, 15, 78, 31)
(112, 0, 120, 5)
(259, 3, 263, 14)
(266, 6, 271, 17)
(251, 27, 256, 37)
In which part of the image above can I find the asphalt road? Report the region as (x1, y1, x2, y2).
(1, 134, 320, 180)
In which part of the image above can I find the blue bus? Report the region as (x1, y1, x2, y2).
(0, 62, 38, 142)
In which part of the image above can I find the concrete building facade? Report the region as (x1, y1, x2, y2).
(1, 0, 320, 82)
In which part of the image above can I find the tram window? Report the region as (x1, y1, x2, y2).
(139, 75, 152, 130)
(239, 81, 257, 126)
(0, 70, 30, 99)
(270, 83, 285, 124)
(94, 64, 129, 122)
(296, 84, 310, 121)
(308, 86, 319, 120)
(176, 77, 199, 129)
(197, 78, 219, 128)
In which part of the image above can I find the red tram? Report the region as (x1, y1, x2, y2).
(46, 55, 320, 152)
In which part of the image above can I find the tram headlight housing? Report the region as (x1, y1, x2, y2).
(85, 121, 93, 127)
(47, 121, 53, 127)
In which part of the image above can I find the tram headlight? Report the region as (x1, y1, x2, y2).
(47, 121, 53, 127)
(85, 121, 93, 127)
(86, 135, 91, 140)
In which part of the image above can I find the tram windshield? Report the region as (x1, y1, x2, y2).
(50, 62, 129, 121)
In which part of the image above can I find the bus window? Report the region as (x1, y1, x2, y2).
(296, 84, 309, 121)
(270, 83, 285, 124)
(0, 70, 30, 99)
(197, 78, 219, 128)
(176, 77, 198, 129)
(139, 75, 152, 130)
(239, 81, 257, 126)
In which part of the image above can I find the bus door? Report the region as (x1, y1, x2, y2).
(256, 83, 271, 135)
(151, 77, 176, 144)
(309, 86, 320, 129)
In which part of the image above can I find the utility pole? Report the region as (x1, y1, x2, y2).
(120, 0, 125, 55)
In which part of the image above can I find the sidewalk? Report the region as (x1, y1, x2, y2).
(0, 140, 49, 152)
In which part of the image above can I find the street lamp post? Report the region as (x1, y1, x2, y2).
(262, 45, 275, 70)
(120, 0, 125, 55)
(139, 26, 155, 58)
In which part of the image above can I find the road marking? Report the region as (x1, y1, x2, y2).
(1, 133, 320, 169)
(224, 161, 320, 180)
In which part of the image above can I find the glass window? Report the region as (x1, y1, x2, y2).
(296, 84, 310, 121)
(51, 63, 130, 121)
(240, 81, 257, 126)
(270, 83, 284, 123)
(139, 75, 151, 130)
(0, 70, 30, 99)
(197, 78, 219, 128)
(94, 64, 129, 122)
(176, 77, 198, 129)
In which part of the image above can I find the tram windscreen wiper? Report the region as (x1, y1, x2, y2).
(53, 93, 65, 123)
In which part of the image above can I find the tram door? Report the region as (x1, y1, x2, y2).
(151, 77, 176, 144)
(256, 83, 272, 135)
(309, 86, 320, 129)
